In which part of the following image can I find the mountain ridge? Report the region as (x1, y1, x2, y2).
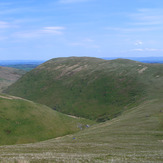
(5, 57, 162, 121)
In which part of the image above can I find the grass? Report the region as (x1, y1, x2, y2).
(0, 94, 95, 145)
(0, 98, 162, 162)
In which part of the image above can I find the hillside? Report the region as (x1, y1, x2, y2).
(0, 94, 94, 145)
(0, 66, 25, 92)
(5, 57, 163, 121)
(0, 98, 162, 162)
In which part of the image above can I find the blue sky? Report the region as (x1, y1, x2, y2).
(0, 0, 163, 60)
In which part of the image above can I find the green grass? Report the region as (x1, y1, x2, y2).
(0, 98, 162, 162)
(6, 57, 162, 121)
(0, 94, 94, 145)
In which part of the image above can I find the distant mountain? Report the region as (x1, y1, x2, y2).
(0, 60, 45, 71)
(0, 66, 25, 92)
(103, 57, 163, 63)
(0, 60, 44, 65)
(5, 57, 163, 121)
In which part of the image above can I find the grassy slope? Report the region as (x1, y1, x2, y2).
(5, 57, 163, 121)
(0, 66, 25, 92)
(0, 94, 94, 145)
(0, 98, 162, 162)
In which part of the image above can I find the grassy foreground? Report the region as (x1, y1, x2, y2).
(0, 94, 94, 145)
(0, 98, 162, 162)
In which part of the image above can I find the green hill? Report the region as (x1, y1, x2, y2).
(0, 66, 25, 92)
(0, 94, 94, 145)
(0, 98, 162, 162)
(5, 57, 163, 121)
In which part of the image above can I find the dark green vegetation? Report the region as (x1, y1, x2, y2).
(0, 66, 25, 92)
(0, 94, 94, 145)
(5, 57, 163, 122)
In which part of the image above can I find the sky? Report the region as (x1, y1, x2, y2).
(0, 0, 163, 60)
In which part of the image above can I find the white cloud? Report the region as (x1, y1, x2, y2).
(105, 27, 159, 32)
(15, 31, 39, 38)
(15, 26, 65, 38)
(145, 48, 163, 52)
(0, 20, 18, 29)
(106, 8, 163, 34)
(131, 48, 163, 52)
(135, 41, 143, 46)
(70, 38, 99, 48)
(70, 42, 84, 46)
(131, 49, 144, 52)
(70, 42, 100, 48)
(0, 2, 12, 6)
(59, 0, 89, 4)
(0, 36, 8, 41)
(0, 21, 10, 28)
(83, 38, 94, 42)
(41, 26, 65, 34)
(130, 8, 163, 26)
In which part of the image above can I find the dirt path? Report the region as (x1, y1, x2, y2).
(0, 95, 23, 100)
(67, 115, 80, 119)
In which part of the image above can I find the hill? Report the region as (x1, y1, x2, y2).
(5, 57, 163, 121)
(0, 66, 25, 92)
(103, 57, 163, 63)
(0, 94, 94, 145)
(0, 98, 162, 162)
